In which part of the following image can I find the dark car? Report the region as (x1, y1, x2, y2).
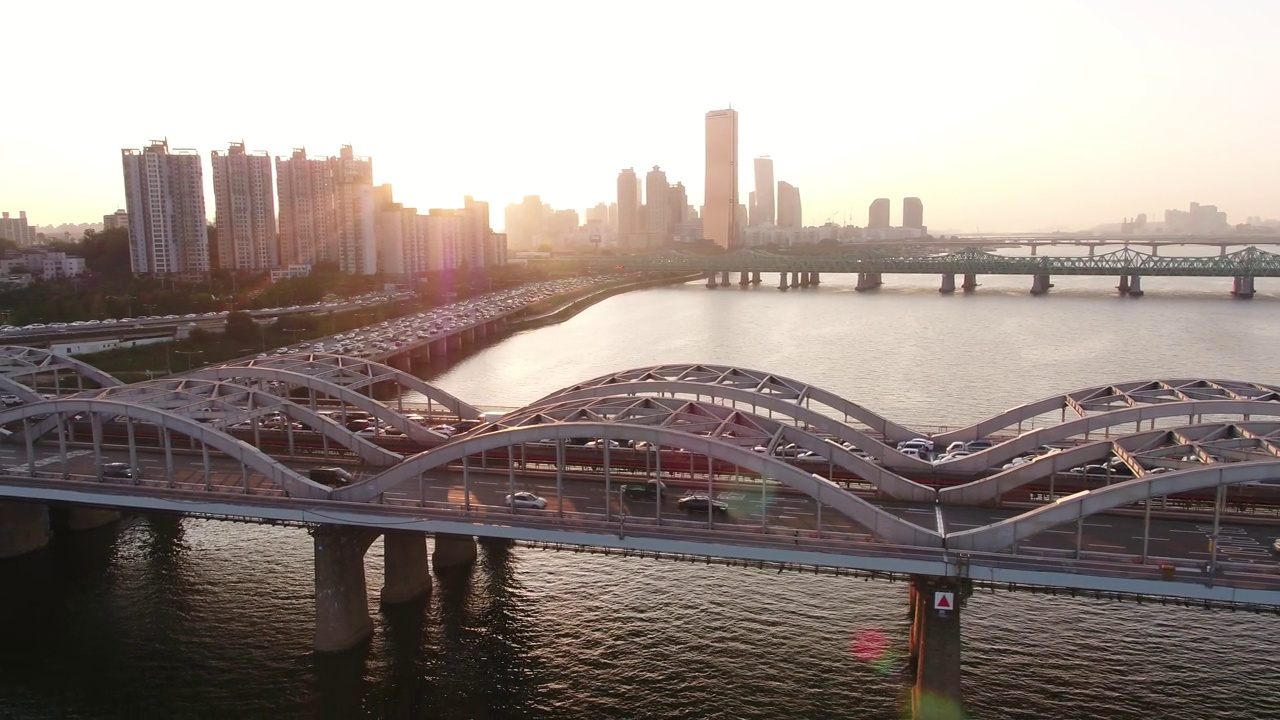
(677, 494, 729, 514)
(101, 462, 142, 480)
(622, 480, 668, 499)
(310, 466, 355, 487)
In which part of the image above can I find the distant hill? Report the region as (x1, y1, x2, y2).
(34, 222, 103, 239)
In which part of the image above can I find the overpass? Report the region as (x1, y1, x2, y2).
(3, 356, 1280, 719)
(598, 245, 1280, 296)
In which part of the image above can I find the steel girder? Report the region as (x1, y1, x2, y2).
(186, 367, 444, 443)
(336, 418, 943, 547)
(213, 352, 482, 420)
(0, 399, 328, 498)
(0, 345, 123, 395)
(594, 245, 1280, 277)
(11, 378, 402, 466)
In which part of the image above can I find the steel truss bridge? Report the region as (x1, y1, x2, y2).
(595, 246, 1280, 278)
(1, 349, 1279, 610)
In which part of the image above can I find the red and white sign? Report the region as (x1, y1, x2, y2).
(934, 591, 955, 610)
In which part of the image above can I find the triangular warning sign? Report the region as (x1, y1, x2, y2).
(934, 591, 953, 610)
(937, 595, 951, 609)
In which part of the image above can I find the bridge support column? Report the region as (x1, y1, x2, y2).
(856, 272, 882, 291)
(1030, 274, 1052, 295)
(387, 352, 411, 374)
(751, 271, 761, 284)
(778, 273, 788, 291)
(939, 274, 956, 293)
(1232, 275, 1255, 298)
(1116, 275, 1129, 294)
(705, 272, 717, 289)
(908, 576, 966, 720)
(738, 271, 750, 286)
(381, 531, 431, 604)
(1126, 274, 1143, 297)
(432, 533, 477, 570)
(790, 271, 800, 288)
(313, 526, 378, 652)
(719, 271, 730, 286)
(961, 273, 977, 291)
(1030, 244, 1037, 256)
(65, 506, 122, 531)
(799, 272, 811, 287)
(810, 271, 820, 285)
(0, 502, 51, 559)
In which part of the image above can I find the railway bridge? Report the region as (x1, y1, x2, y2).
(3, 352, 1280, 719)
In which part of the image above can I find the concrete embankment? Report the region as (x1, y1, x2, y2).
(511, 273, 701, 329)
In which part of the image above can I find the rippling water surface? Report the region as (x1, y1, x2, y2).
(3, 250, 1280, 719)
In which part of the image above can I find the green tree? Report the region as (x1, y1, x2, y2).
(225, 311, 260, 343)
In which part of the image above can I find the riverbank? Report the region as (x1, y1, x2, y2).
(511, 272, 701, 329)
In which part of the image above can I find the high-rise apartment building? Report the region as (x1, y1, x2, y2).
(868, 198, 891, 229)
(667, 182, 688, 229)
(0, 211, 36, 246)
(461, 195, 492, 269)
(330, 145, 376, 275)
(276, 148, 332, 267)
(777, 182, 802, 228)
(903, 197, 924, 230)
(644, 166, 670, 245)
(102, 209, 128, 231)
(704, 108, 739, 248)
(753, 157, 774, 226)
(121, 140, 210, 276)
(211, 142, 278, 271)
(617, 168, 641, 248)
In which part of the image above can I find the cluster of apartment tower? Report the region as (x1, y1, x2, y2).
(120, 141, 506, 278)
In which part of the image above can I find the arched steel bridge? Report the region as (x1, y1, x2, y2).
(3, 353, 1280, 561)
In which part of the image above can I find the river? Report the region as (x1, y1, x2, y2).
(3, 246, 1279, 719)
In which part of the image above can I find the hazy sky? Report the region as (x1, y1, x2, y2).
(6, 1, 1278, 233)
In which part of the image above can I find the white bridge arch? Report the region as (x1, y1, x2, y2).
(0, 345, 123, 398)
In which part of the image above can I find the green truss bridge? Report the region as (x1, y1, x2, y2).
(596, 246, 1280, 297)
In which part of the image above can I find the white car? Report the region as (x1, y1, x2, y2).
(505, 491, 547, 509)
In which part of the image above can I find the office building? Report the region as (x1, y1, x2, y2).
(617, 168, 641, 248)
(704, 108, 739, 248)
(0, 211, 36, 247)
(121, 140, 210, 276)
(211, 142, 278, 271)
(903, 197, 924, 230)
(276, 148, 332, 267)
(777, 182, 802, 228)
(868, 198, 891, 229)
(102, 209, 128, 231)
(644, 166, 670, 245)
(753, 157, 774, 226)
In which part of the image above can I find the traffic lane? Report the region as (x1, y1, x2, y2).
(941, 505, 1280, 566)
(387, 472, 872, 536)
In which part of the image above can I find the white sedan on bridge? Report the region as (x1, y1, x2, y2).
(504, 492, 548, 510)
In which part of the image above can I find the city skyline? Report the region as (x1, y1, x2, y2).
(5, 1, 1280, 233)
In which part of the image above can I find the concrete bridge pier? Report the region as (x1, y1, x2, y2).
(1126, 274, 1143, 297)
(430, 338, 447, 360)
(738, 271, 751, 286)
(778, 273, 789, 291)
(380, 531, 431, 605)
(386, 352, 412, 374)
(432, 533, 478, 569)
(1232, 275, 1256, 298)
(809, 272, 820, 285)
(1116, 275, 1130, 294)
(313, 526, 378, 652)
(65, 506, 122, 531)
(855, 272, 882, 291)
(939, 274, 956, 293)
(751, 271, 761, 284)
(961, 273, 978, 291)
(908, 575, 967, 720)
(1030, 274, 1052, 295)
(705, 272, 717, 289)
(719, 271, 730, 286)
(0, 502, 51, 558)
(790, 271, 800, 288)
(799, 272, 811, 288)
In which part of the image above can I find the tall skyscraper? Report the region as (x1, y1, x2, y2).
(461, 195, 492, 268)
(903, 197, 924, 230)
(211, 142, 278, 271)
(331, 145, 376, 275)
(753, 157, 774, 226)
(868, 198, 891, 229)
(617, 168, 641, 248)
(777, 182, 802, 228)
(644, 166, 670, 245)
(704, 108, 739, 248)
(121, 140, 209, 276)
(276, 148, 332, 267)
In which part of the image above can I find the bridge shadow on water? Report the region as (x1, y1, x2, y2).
(324, 537, 550, 720)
